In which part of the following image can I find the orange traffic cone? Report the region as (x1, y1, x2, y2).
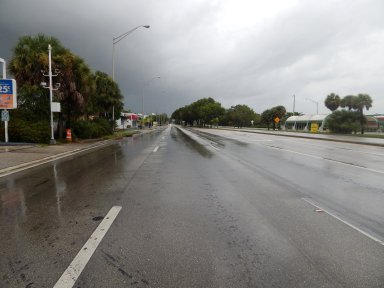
(66, 128, 72, 142)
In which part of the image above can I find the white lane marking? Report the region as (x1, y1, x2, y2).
(302, 198, 384, 246)
(153, 145, 159, 153)
(265, 145, 384, 174)
(281, 138, 384, 157)
(53, 206, 122, 288)
(266, 145, 323, 160)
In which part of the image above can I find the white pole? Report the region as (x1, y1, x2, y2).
(111, 25, 150, 127)
(112, 42, 115, 81)
(48, 45, 56, 144)
(0, 58, 5, 79)
(0, 58, 9, 143)
(293, 94, 295, 114)
(112, 42, 115, 125)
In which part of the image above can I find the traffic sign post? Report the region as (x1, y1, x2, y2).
(1, 110, 9, 121)
(0, 58, 17, 143)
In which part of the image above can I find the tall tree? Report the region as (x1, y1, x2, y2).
(90, 71, 123, 119)
(340, 94, 373, 134)
(9, 34, 99, 137)
(171, 98, 224, 126)
(261, 105, 286, 130)
(9, 34, 67, 121)
(324, 93, 340, 111)
(56, 52, 95, 132)
(227, 104, 258, 128)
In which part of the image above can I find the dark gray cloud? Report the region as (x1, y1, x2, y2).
(1, 0, 383, 115)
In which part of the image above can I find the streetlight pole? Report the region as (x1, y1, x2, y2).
(306, 98, 319, 114)
(48, 45, 55, 144)
(142, 76, 161, 122)
(112, 25, 150, 122)
(293, 94, 295, 114)
(42, 45, 60, 144)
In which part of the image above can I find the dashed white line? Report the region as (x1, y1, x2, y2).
(302, 198, 384, 246)
(153, 145, 159, 152)
(53, 206, 122, 288)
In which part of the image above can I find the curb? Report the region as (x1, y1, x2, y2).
(214, 127, 384, 148)
(0, 140, 113, 178)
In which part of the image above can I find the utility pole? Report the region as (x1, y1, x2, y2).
(41, 45, 60, 144)
(293, 94, 295, 115)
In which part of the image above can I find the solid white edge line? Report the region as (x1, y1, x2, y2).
(302, 198, 384, 246)
(265, 145, 384, 175)
(53, 206, 122, 288)
(153, 145, 159, 152)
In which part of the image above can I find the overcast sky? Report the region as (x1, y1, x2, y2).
(1, 0, 383, 116)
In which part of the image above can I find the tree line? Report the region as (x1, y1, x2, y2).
(171, 98, 287, 129)
(2, 34, 124, 142)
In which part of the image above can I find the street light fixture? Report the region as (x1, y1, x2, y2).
(142, 76, 161, 126)
(306, 98, 319, 115)
(112, 25, 150, 122)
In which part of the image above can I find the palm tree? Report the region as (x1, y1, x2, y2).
(355, 94, 373, 134)
(324, 93, 340, 111)
(340, 94, 373, 134)
(9, 35, 67, 122)
(9, 34, 97, 137)
(56, 52, 95, 129)
(9, 34, 65, 86)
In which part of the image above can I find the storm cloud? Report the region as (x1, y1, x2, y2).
(1, 0, 383, 115)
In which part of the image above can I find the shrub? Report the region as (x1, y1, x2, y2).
(71, 118, 113, 139)
(0, 118, 51, 143)
(326, 110, 361, 134)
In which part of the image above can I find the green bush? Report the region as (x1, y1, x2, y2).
(327, 110, 361, 134)
(71, 118, 113, 139)
(0, 118, 51, 143)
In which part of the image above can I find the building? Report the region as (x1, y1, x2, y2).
(284, 114, 383, 132)
(371, 115, 384, 131)
(284, 114, 330, 131)
(116, 112, 140, 129)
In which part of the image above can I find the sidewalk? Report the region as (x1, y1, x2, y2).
(216, 127, 384, 147)
(0, 127, 161, 178)
(0, 140, 113, 177)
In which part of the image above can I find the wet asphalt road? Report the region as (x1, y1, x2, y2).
(1, 125, 384, 287)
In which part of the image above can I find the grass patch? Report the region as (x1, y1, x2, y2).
(103, 130, 136, 140)
(352, 133, 384, 139)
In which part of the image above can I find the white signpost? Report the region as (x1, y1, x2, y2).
(0, 58, 17, 143)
